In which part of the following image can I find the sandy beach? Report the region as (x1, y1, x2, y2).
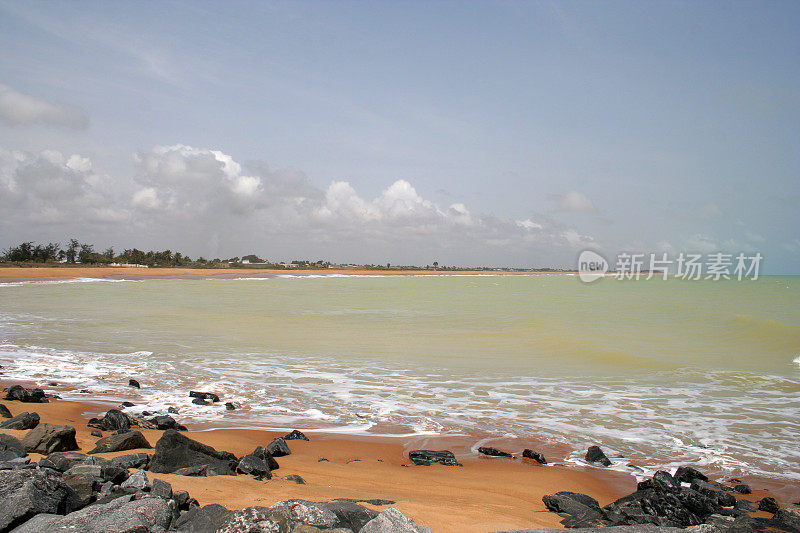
(0, 391, 642, 532)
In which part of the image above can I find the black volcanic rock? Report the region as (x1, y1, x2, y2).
(21, 423, 79, 454)
(0, 411, 40, 430)
(128, 379, 140, 388)
(110, 452, 151, 470)
(408, 450, 462, 466)
(0, 403, 11, 418)
(149, 429, 237, 476)
(190, 391, 220, 402)
(674, 466, 708, 484)
(284, 429, 309, 441)
(4, 385, 48, 403)
(0, 468, 80, 531)
(87, 409, 130, 432)
(251, 446, 280, 471)
(0, 434, 26, 461)
(522, 449, 547, 464)
(88, 430, 151, 454)
(39, 451, 88, 472)
(585, 445, 612, 466)
(478, 446, 513, 458)
(266, 437, 291, 457)
(236, 454, 271, 480)
(759, 496, 780, 514)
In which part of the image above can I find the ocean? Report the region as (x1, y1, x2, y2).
(1, 273, 798, 483)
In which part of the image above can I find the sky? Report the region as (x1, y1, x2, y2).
(0, 1, 798, 272)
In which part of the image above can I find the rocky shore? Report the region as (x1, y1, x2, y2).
(1, 383, 798, 532)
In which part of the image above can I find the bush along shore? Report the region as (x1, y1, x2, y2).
(1, 384, 799, 533)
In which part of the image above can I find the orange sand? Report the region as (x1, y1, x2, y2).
(0, 398, 640, 532)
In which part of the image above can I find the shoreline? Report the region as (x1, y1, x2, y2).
(1, 378, 796, 531)
(0, 387, 637, 532)
(0, 265, 575, 282)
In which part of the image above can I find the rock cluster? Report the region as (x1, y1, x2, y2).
(537, 467, 800, 533)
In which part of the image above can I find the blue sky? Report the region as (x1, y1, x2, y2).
(1, 1, 798, 271)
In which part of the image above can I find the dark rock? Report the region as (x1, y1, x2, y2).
(128, 379, 140, 388)
(3, 385, 48, 403)
(151, 477, 172, 499)
(0, 468, 80, 531)
(0, 434, 26, 461)
(674, 466, 708, 484)
(250, 446, 280, 470)
(67, 462, 128, 485)
(543, 491, 602, 516)
(0, 411, 39, 430)
(637, 471, 680, 492)
(318, 457, 329, 462)
(603, 488, 708, 528)
(773, 506, 800, 530)
(190, 390, 220, 402)
(88, 430, 151, 454)
(62, 470, 98, 508)
(168, 406, 179, 414)
(149, 429, 237, 476)
(174, 503, 231, 531)
(0, 457, 33, 470)
(11, 493, 172, 533)
(110, 452, 151, 470)
(236, 454, 272, 480)
(119, 401, 135, 408)
(21, 423, 79, 454)
(39, 451, 88, 472)
(0, 457, 33, 471)
(0, 403, 11, 418)
(148, 414, 181, 430)
(361, 506, 433, 533)
(336, 497, 396, 506)
(88, 409, 130, 432)
(266, 437, 291, 457)
(225, 402, 236, 410)
(758, 497, 780, 514)
(90, 429, 102, 437)
(478, 446, 513, 458)
(120, 468, 150, 491)
(324, 499, 382, 531)
(409, 449, 462, 466)
(734, 499, 756, 512)
(522, 449, 547, 464)
(285, 474, 306, 484)
(191, 398, 210, 406)
(585, 445, 612, 467)
(173, 465, 211, 476)
(113, 428, 130, 435)
(173, 489, 190, 509)
(284, 429, 309, 441)
(734, 484, 752, 494)
(691, 479, 736, 507)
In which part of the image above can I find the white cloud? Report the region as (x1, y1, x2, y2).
(0, 84, 88, 128)
(557, 190, 597, 213)
(516, 219, 543, 230)
(132, 187, 160, 210)
(684, 233, 719, 253)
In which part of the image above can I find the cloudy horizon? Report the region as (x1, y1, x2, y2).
(1, 1, 798, 272)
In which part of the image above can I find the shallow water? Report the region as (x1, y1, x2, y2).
(1, 274, 798, 482)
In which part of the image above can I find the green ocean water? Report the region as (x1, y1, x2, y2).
(1, 274, 799, 480)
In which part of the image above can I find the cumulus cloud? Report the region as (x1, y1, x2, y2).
(0, 148, 127, 231)
(0, 84, 88, 128)
(556, 190, 597, 213)
(1, 143, 599, 266)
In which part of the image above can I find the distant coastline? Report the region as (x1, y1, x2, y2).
(0, 265, 577, 281)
